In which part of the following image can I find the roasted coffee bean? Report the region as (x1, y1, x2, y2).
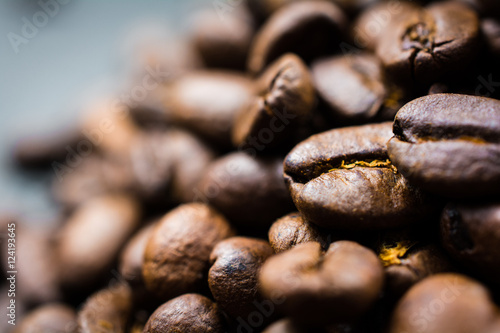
(376, 1, 481, 84)
(232, 53, 315, 151)
(389, 274, 499, 333)
(483, 18, 500, 58)
(248, 1, 347, 74)
(268, 212, 332, 253)
(57, 194, 140, 290)
(1, 226, 62, 307)
(259, 241, 384, 324)
(459, 0, 500, 16)
(119, 222, 156, 286)
(190, 8, 255, 70)
(143, 294, 226, 333)
(284, 122, 435, 230)
(388, 94, 500, 197)
(14, 303, 77, 333)
(379, 242, 453, 298)
(352, 1, 418, 51)
(78, 283, 132, 333)
(197, 152, 294, 230)
(312, 53, 406, 124)
(441, 201, 500, 283)
(142, 203, 235, 301)
(208, 237, 274, 320)
(166, 71, 253, 146)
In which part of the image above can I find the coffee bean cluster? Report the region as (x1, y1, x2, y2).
(4, 0, 500, 332)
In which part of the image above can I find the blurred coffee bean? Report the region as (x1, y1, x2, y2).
(1, 224, 62, 307)
(166, 71, 253, 146)
(78, 283, 132, 333)
(143, 294, 226, 333)
(248, 1, 347, 74)
(262, 319, 325, 333)
(284, 122, 436, 230)
(57, 194, 140, 290)
(378, 241, 453, 298)
(441, 201, 500, 283)
(483, 18, 500, 58)
(352, 1, 418, 51)
(233, 53, 315, 151)
(312, 53, 407, 124)
(388, 94, 500, 197)
(259, 241, 384, 324)
(376, 1, 481, 85)
(143, 203, 235, 301)
(268, 212, 332, 253)
(14, 303, 77, 333)
(119, 222, 156, 286)
(459, 0, 500, 17)
(14, 128, 84, 169)
(389, 274, 499, 333)
(208, 237, 274, 321)
(196, 152, 294, 231)
(190, 7, 255, 70)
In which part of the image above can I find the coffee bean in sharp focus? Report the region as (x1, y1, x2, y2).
(142, 203, 235, 301)
(259, 241, 384, 325)
(208, 237, 274, 321)
(376, 1, 481, 85)
(268, 212, 332, 253)
(196, 152, 294, 231)
(284, 122, 437, 230)
(232, 53, 316, 152)
(387, 94, 500, 197)
(389, 274, 499, 333)
(247, 1, 348, 74)
(440, 201, 500, 283)
(143, 294, 227, 333)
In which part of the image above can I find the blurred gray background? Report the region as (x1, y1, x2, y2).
(0, 0, 208, 225)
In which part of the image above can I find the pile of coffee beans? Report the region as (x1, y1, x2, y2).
(3, 0, 500, 332)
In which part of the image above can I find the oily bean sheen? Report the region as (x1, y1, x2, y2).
(143, 294, 226, 333)
(268, 212, 332, 253)
(387, 94, 500, 197)
(232, 53, 315, 151)
(311, 53, 388, 124)
(248, 1, 347, 74)
(389, 274, 499, 333)
(14, 304, 77, 333)
(284, 122, 434, 230)
(208, 237, 274, 320)
(259, 241, 384, 324)
(197, 152, 294, 230)
(142, 203, 235, 301)
(376, 1, 481, 84)
(166, 71, 253, 146)
(78, 284, 133, 333)
(441, 201, 500, 282)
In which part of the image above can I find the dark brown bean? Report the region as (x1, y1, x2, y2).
(387, 94, 500, 197)
(259, 241, 384, 324)
(233, 53, 315, 151)
(248, 1, 347, 74)
(196, 152, 294, 230)
(284, 122, 436, 230)
(77, 284, 132, 333)
(208, 237, 274, 320)
(143, 294, 226, 333)
(389, 274, 499, 333)
(142, 203, 235, 301)
(441, 201, 500, 283)
(57, 194, 140, 290)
